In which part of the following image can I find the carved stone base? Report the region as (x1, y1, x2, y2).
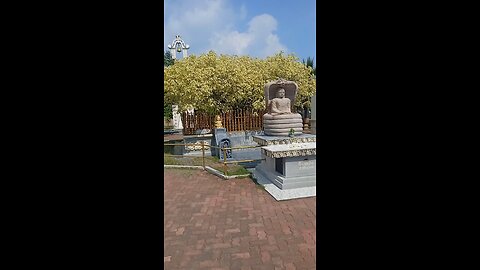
(251, 135, 316, 200)
(263, 113, 303, 136)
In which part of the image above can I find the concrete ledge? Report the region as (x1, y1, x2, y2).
(164, 165, 203, 169)
(164, 165, 250, 180)
(204, 166, 226, 179)
(203, 166, 251, 179)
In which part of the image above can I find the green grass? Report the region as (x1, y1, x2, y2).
(164, 155, 206, 166)
(225, 166, 250, 177)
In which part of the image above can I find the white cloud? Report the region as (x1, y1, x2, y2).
(164, 0, 287, 58)
(211, 31, 253, 55)
(248, 14, 277, 35)
(210, 14, 287, 57)
(263, 33, 287, 57)
(164, 0, 236, 54)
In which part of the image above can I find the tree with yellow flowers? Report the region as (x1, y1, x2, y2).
(164, 51, 316, 115)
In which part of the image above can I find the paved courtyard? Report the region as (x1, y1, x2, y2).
(164, 169, 316, 270)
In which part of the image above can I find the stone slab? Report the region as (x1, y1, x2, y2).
(251, 168, 316, 201)
(252, 134, 316, 146)
(261, 142, 316, 158)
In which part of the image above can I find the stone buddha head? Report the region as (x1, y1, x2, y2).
(276, 88, 286, 98)
(264, 79, 298, 111)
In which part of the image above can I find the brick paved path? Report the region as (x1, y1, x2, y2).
(164, 169, 316, 270)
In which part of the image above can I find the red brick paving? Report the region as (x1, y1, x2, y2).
(164, 169, 316, 270)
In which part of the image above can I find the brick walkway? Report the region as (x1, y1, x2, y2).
(164, 169, 316, 270)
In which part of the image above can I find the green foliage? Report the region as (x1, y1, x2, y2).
(164, 102, 173, 119)
(164, 51, 316, 114)
(164, 51, 175, 118)
(164, 51, 174, 67)
(302, 57, 316, 76)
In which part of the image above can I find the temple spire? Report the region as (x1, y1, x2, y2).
(167, 35, 190, 59)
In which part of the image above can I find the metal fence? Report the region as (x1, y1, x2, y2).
(163, 142, 263, 176)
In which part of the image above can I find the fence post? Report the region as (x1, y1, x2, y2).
(223, 147, 228, 176)
(201, 141, 206, 169)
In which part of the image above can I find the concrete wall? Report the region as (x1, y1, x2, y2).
(227, 130, 263, 147)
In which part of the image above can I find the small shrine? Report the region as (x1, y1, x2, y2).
(252, 79, 316, 200)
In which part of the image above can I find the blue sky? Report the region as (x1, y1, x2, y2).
(164, 0, 316, 65)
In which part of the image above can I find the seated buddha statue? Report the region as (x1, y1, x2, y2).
(263, 80, 303, 136)
(269, 88, 292, 115)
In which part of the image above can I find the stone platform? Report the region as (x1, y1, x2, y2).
(251, 168, 316, 201)
(252, 134, 316, 201)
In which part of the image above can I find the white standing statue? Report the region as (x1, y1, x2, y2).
(171, 105, 183, 130)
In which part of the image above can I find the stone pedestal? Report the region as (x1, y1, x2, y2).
(263, 113, 303, 136)
(252, 134, 316, 200)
